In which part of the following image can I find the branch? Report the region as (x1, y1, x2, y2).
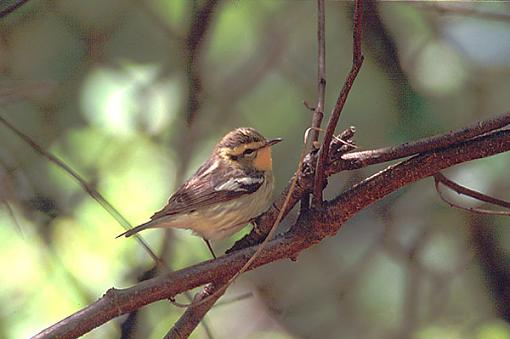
(313, 0, 364, 204)
(309, 0, 326, 145)
(332, 112, 510, 172)
(185, 0, 219, 124)
(0, 115, 162, 265)
(33, 127, 510, 339)
(165, 282, 225, 339)
(236, 112, 510, 250)
(434, 173, 510, 216)
(434, 172, 510, 209)
(0, 0, 32, 19)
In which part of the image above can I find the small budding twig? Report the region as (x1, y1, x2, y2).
(434, 173, 510, 216)
(312, 0, 365, 206)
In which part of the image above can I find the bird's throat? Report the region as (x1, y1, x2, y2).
(254, 147, 272, 171)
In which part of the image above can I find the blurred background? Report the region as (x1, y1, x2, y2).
(1, 1, 510, 338)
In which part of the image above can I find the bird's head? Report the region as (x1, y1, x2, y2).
(216, 127, 282, 172)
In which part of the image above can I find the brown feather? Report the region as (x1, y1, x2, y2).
(149, 155, 263, 220)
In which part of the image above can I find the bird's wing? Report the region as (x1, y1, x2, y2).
(150, 166, 264, 220)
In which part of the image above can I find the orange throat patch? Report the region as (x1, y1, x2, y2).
(254, 147, 272, 171)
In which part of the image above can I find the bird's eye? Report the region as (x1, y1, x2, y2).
(243, 148, 255, 156)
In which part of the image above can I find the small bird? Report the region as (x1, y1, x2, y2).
(117, 127, 282, 257)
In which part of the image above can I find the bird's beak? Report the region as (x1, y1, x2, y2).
(265, 138, 282, 147)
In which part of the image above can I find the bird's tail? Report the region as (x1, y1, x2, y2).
(116, 220, 155, 238)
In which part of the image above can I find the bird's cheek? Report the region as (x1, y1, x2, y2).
(254, 147, 272, 171)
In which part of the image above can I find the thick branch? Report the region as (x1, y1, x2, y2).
(33, 128, 510, 339)
(331, 112, 510, 172)
(237, 112, 510, 250)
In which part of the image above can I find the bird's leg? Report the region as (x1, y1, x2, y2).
(250, 216, 264, 236)
(203, 238, 217, 259)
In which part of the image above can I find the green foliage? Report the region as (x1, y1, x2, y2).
(1, 1, 510, 338)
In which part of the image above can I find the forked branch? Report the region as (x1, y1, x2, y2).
(313, 0, 365, 205)
(33, 124, 510, 339)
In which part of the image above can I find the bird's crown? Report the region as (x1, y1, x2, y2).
(217, 127, 266, 153)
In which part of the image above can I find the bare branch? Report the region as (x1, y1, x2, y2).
(0, 115, 162, 265)
(165, 283, 225, 339)
(302, 0, 327, 211)
(313, 0, 364, 205)
(0, 0, 32, 19)
(33, 127, 510, 339)
(185, 0, 220, 124)
(309, 0, 326, 145)
(331, 112, 510, 172)
(231, 113, 510, 251)
(434, 173, 510, 216)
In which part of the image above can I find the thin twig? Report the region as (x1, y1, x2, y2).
(166, 128, 311, 333)
(435, 172, 510, 209)
(309, 0, 326, 145)
(231, 113, 510, 252)
(165, 283, 225, 339)
(32, 128, 510, 339)
(0, 0, 32, 19)
(434, 173, 510, 216)
(0, 115, 162, 265)
(312, 0, 364, 205)
(302, 0, 327, 212)
(0, 114, 211, 336)
(214, 292, 254, 308)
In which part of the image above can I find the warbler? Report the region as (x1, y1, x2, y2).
(117, 127, 281, 255)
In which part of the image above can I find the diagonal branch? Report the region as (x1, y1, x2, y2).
(0, 114, 162, 264)
(434, 172, 510, 209)
(0, 0, 32, 19)
(332, 112, 510, 172)
(236, 112, 510, 251)
(313, 0, 365, 205)
(33, 127, 510, 339)
(434, 173, 510, 216)
(165, 282, 225, 339)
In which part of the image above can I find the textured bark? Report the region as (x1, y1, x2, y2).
(33, 127, 510, 339)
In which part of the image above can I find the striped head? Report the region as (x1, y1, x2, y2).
(216, 128, 282, 172)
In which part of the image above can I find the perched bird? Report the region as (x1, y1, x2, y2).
(117, 127, 282, 256)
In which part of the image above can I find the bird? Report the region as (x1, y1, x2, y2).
(117, 127, 282, 257)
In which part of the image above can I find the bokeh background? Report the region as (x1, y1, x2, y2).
(1, 1, 510, 338)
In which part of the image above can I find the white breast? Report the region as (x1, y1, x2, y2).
(170, 172, 274, 240)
